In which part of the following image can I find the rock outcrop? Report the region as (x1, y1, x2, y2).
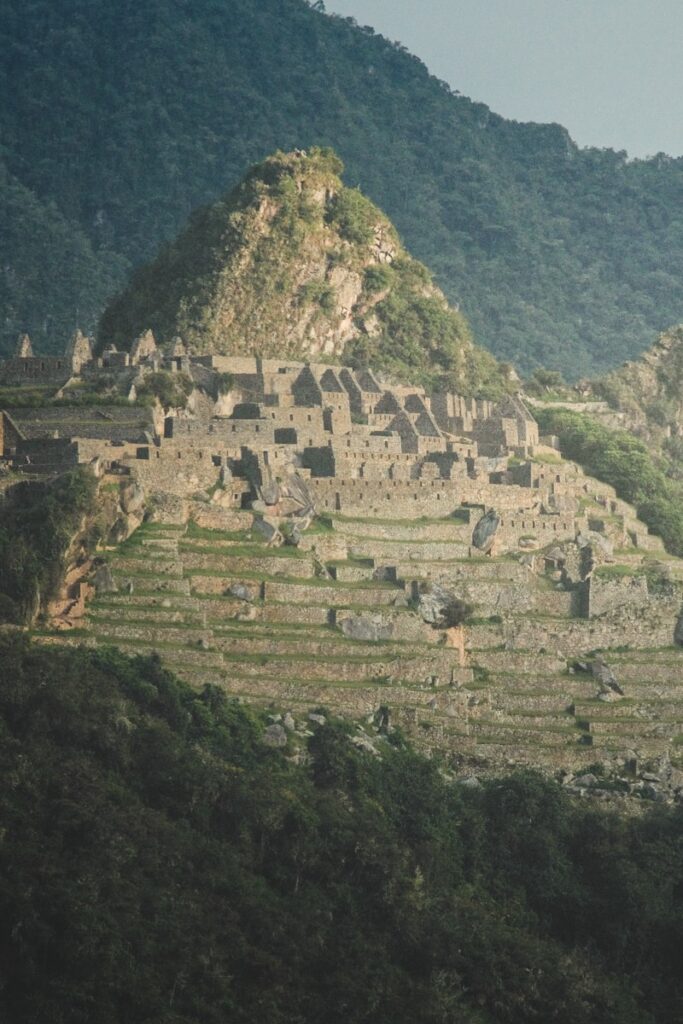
(98, 149, 503, 395)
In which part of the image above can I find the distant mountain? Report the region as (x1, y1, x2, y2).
(2, 0, 682, 377)
(100, 148, 503, 395)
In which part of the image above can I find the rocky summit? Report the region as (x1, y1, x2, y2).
(2, 327, 683, 797)
(98, 149, 503, 396)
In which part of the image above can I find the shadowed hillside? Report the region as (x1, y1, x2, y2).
(1, 634, 682, 1023)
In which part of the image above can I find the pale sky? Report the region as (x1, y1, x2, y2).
(327, 0, 683, 158)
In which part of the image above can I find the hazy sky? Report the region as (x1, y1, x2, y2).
(327, 0, 683, 158)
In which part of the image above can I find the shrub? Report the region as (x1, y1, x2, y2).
(136, 371, 193, 410)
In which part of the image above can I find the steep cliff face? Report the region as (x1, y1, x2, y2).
(99, 149, 504, 396)
(597, 326, 683, 460)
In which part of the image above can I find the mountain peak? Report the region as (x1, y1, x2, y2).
(99, 147, 503, 395)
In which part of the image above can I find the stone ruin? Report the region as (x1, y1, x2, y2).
(2, 342, 683, 796)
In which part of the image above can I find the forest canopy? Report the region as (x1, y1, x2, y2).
(0, 634, 682, 1023)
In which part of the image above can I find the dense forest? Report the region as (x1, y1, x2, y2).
(535, 408, 683, 557)
(0, 634, 682, 1023)
(1, 0, 683, 377)
(0, 469, 98, 625)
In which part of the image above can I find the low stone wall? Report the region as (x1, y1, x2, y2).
(588, 573, 650, 618)
(263, 579, 407, 608)
(330, 518, 473, 541)
(180, 550, 315, 579)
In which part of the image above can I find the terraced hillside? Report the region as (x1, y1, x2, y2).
(43, 478, 683, 783)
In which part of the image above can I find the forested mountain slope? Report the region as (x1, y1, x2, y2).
(1, 634, 682, 1023)
(2, 0, 682, 376)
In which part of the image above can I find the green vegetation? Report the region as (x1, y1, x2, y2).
(535, 408, 683, 556)
(98, 148, 506, 396)
(136, 370, 194, 410)
(326, 186, 377, 245)
(0, 469, 98, 623)
(1, 633, 682, 1023)
(2, 2, 683, 378)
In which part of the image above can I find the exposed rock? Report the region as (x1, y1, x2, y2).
(417, 583, 469, 628)
(338, 613, 394, 642)
(262, 723, 287, 748)
(98, 150, 480, 383)
(253, 517, 283, 546)
(280, 472, 316, 517)
(308, 713, 327, 726)
(574, 773, 599, 788)
(228, 582, 256, 603)
(120, 481, 146, 515)
(281, 521, 302, 547)
(418, 583, 452, 625)
(283, 712, 296, 731)
(93, 564, 118, 596)
(259, 467, 280, 506)
(472, 509, 500, 552)
(592, 658, 624, 696)
(457, 776, 482, 789)
(350, 733, 380, 756)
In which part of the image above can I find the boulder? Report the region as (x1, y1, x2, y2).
(338, 613, 394, 642)
(253, 517, 283, 546)
(283, 712, 296, 731)
(592, 658, 624, 695)
(350, 733, 380, 756)
(308, 713, 327, 726)
(120, 482, 145, 515)
(228, 582, 256, 603)
(281, 521, 302, 547)
(262, 724, 287, 748)
(94, 564, 118, 596)
(417, 584, 470, 628)
(574, 773, 599, 788)
(472, 509, 500, 552)
(457, 776, 482, 790)
(417, 583, 453, 625)
(259, 467, 280, 506)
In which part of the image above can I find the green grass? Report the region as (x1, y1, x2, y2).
(185, 521, 252, 541)
(179, 540, 307, 559)
(331, 511, 471, 527)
